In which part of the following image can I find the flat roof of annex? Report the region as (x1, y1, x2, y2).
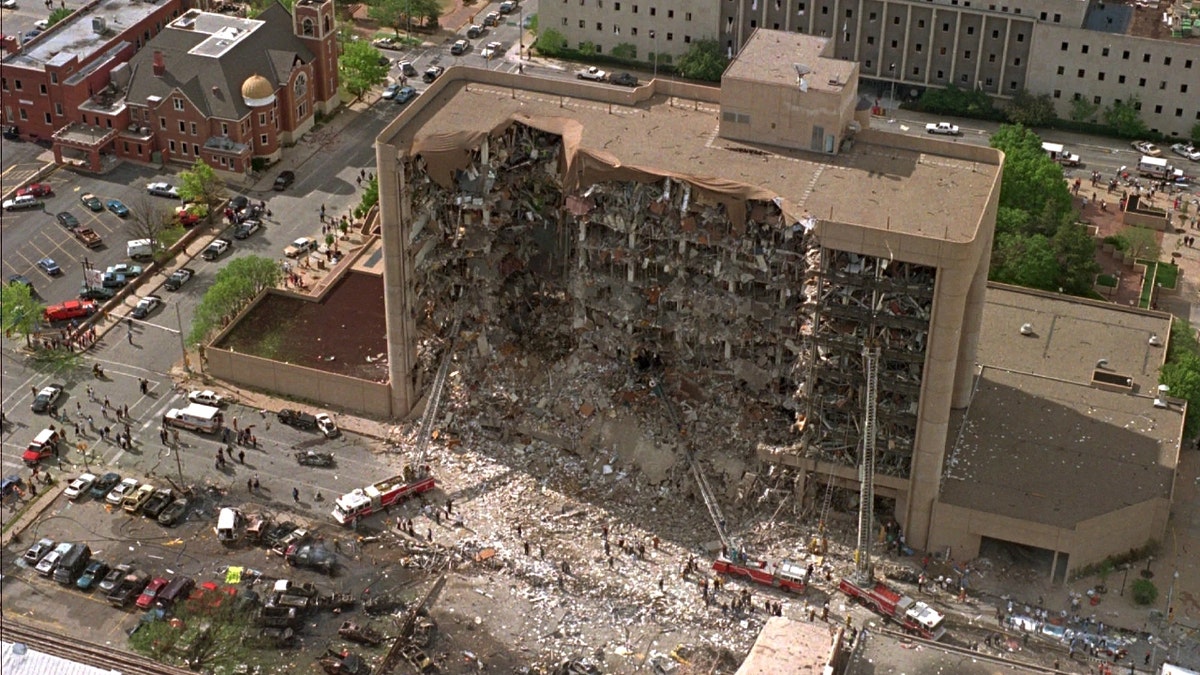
(377, 69, 1000, 245)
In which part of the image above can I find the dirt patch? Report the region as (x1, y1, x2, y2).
(216, 272, 389, 381)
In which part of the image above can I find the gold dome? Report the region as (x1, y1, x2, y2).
(240, 74, 274, 101)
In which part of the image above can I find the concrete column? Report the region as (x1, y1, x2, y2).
(952, 250, 990, 408)
(904, 261, 972, 549)
(378, 141, 415, 418)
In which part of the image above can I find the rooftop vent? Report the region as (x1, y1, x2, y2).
(1019, 323, 1034, 336)
(1149, 334, 1163, 346)
(91, 17, 107, 34)
(1091, 369, 1133, 393)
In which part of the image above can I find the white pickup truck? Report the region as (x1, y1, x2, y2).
(925, 122, 961, 136)
(284, 237, 317, 258)
(576, 66, 608, 82)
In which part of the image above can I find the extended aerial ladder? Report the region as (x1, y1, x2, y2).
(851, 342, 880, 586)
(407, 301, 465, 483)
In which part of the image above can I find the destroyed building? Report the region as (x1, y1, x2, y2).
(375, 30, 1002, 550)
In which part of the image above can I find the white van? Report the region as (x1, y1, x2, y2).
(216, 507, 243, 542)
(127, 239, 155, 260)
(1137, 155, 1171, 179)
(164, 403, 222, 433)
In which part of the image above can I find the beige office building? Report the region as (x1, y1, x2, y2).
(375, 31, 1002, 549)
(541, 0, 1199, 137)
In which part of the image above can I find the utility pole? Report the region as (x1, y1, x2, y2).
(650, 30, 658, 78)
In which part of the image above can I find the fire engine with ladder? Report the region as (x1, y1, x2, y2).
(331, 306, 463, 526)
(836, 343, 947, 641)
(648, 375, 807, 594)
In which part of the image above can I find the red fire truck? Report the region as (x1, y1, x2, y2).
(837, 578, 946, 640)
(331, 469, 435, 525)
(712, 554, 807, 593)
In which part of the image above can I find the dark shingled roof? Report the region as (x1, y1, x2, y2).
(125, 3, 312, 121)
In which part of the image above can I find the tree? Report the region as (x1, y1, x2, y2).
(1190, 121, 1200, 144)
(988, 125, 1073, 236)
(368, 0, 439, 33)
(1, 282, 45, 347)
(1051, 223, 1100, 296)
(189, 256, 282, 347)
(1004, 89, 1057, 128)
(1130, 578, 1158, 606)
(1160, 318, 1200, 436)
(1114, 226, 1159, 261)
(1103, 96, 1149, 138)
(676, 38, 728, 82)
(47, 7, 71, 27)
(339, 40, 390, 102)
(578, 41, 597, 56)
(124, 194, 177, 256)
(610, 42, 638, 60)
(535, 28, 567, 56)
(915, 84, 1000, 120)
(1068, 97, 1099, 123)
(988, 233, 1060, 291)
(177, 159, 227, 224)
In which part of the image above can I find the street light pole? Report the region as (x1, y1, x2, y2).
(174, 303, 190, 374)
(1119, 564, 1131, 596)
(651, 30, 658, 78)
(889, 63, 896, 107)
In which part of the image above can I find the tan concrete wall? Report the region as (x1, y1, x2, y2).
(931, 495, 1173, 576)
(720, 76, 857, 154)
(205, 345, 391, 417)
(1026, 24, 1200, 139)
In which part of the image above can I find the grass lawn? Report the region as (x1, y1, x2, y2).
(1137, 260, 1181, 309)
(1096, 274, 1118, 288)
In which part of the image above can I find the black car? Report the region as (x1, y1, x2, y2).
(285, 542, 336, 575)
(97, 563, 132, 593)
(56, 211, 80, 229)
(263, 521, 299, 548)
(157, 498, 189, 526)
(273, 171, 295, 191)
(610, 72, 639, 87)
(3, 125, 19, 140)
(89, 472, 121, 500)
(30, 384, 64, 413)
(229, 195, 250, 212)
(8, 274, 32, 289)
(277, 409, 317, 430)
(142, 489, 174, 518)
(233, 220, 261, 239)
(422, 66, 444, 83)
(164, 267, 194, 291)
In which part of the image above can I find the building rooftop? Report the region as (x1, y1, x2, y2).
(733, 617, 838, 675)
(939, 285, 1180, 528)
(2, 640, 120, 675)
(976, 285, 1170, 392)
(3, 0, 169, 71)
(723, 30, 857, 94)
(382, 71, 998, 243)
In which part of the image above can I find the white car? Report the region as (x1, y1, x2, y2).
(2, 0, 19, 9)
(106, 477, 139, 505)
(480, 41, 504, 59)
(33, 18, 48, 29)
(202, 238, 231, 261)
(188, 390, 226, 407)
(1170, 143, 1200, 162)
(131, 295, 162, 319)
(315, 413, 340, 438)
(64, 473, 97, 500)
(284, 237, 316, 258)
(576, 66, 608, 81)
(925, 122, 961, 136)
(146, 182, 180, 198)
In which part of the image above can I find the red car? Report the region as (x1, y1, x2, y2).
(135, 577, 169, 609)
(17, 183, 52, 198)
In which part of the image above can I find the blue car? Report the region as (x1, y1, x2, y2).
(76, 560, 110, 590)
(105, 199, 129, 217)
(382, 83, 402, 100)
(395, 86, 417, 104)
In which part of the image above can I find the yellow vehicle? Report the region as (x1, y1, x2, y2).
(123, 483, 155, 513)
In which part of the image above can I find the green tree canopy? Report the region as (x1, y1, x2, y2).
(675, 39, 728, 82)
(1192, 121, 1200, 144)
(1103, 96, 1149, 138)
(1004, 89, 1057, 128)
(1160, 318, 1200, 436)
(178, 159, 227, 223)
(535, 28, 567, 55)
(610, 42, 637, 60)
(47, 7, 72, 26)
(189, 256, 282, 347)
(368, 0, 440, 32)
(988, 232, 1060, 291)
(339, 40, 390, 101)
(1051, 222, 1099, 296)
(989, 124, 1073, 236)
(1, 282, 46, 346)
(1068, 97, 1098, 123)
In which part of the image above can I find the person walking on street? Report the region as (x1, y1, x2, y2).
(238, 449, 245, 464)
(292, 486, 300, 502)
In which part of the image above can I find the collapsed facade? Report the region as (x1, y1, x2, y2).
(376, 31, 1001, 549)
